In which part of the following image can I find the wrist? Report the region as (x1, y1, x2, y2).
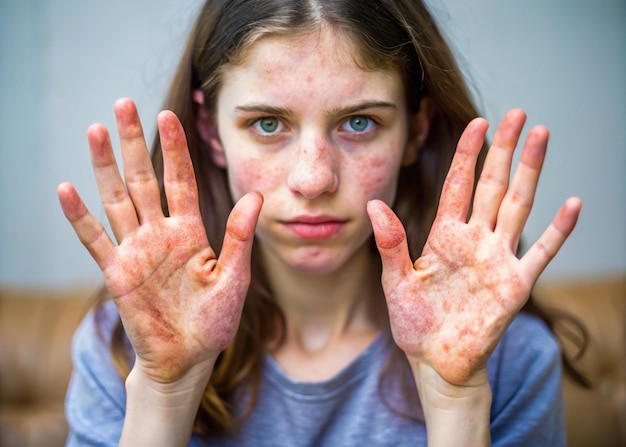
(411, 361, 491, 402)
(127, 355, 217, 399)
(411, 362, 492, 447)
(120, 357, 216, 447)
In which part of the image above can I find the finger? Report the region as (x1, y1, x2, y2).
(217, 192, 264, 276)
(366, 200, 414, 280)
(88, 123, 140, 242)
(57, 182, 116, 269)
(159, 111, 200, 217)
(520, 197, 582, 281)
(114, 98, 163, 223)
(471, 109, 526, 228)
(495, 125, 549, 250)
(435, 118, 489, 223)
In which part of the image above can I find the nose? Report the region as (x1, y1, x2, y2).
(287, 136, 338, 199)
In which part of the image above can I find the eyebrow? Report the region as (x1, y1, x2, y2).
(235, 104, 295, 116)
(326, 101, 397, 117)
(235, 100, 397, 118)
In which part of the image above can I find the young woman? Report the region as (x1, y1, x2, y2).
(57, 0, 582, 445)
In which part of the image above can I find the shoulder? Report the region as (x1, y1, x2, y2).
(497, 311, 560, 362)
(71, 299, 125, 372)
(489, 311, 562, 392)
(66, 300, 128, 446)
(487, 312, 566, 446)
(493, 311, 563, 384)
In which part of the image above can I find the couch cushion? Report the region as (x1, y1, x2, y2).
(534, 275, 626, 447)
(0, 287, 95, 447)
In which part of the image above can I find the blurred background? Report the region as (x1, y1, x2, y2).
(1, 0, 624, 288)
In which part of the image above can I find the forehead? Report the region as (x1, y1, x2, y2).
(218, 26, 403, 105)
(234, 24, 362, 69)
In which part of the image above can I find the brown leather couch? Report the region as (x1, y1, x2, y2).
(1, 275, 624, 447)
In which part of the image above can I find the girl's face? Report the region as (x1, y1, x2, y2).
(206, 26, 422, 275)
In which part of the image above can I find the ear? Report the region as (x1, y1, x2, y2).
(193, 89, 227, 168)
(403, 96, 434, 166)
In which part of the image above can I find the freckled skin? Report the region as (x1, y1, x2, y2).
(216, 28, 410, 275)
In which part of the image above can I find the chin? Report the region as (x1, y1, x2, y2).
(290, 261, 346, 276)
(283, 242, 373, 277)
(286, 253, 347, 276)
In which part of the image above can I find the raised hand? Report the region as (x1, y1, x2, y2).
(57, 99, 262, 384)
(367, 109, 581, 387)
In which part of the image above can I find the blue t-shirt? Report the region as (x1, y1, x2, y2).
(65, 301, 566, 446)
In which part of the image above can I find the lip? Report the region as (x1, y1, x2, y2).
(282, 215, 346, 240)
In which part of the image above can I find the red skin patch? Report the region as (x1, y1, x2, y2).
(368, 111, 581, 387)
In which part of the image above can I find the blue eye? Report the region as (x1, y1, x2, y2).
(256, 117, 280, 133)
(343, 116, 374, 133)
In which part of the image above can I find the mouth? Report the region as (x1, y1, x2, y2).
(282, 215, 347, 240)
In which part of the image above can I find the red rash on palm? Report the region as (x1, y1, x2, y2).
(386, 221, 525, 384)
(368, 111, 581, 387)
(56, 99, 263, 385)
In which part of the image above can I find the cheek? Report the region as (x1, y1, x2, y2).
(227, 157, 283, 200)
(353, 153, 402, 202)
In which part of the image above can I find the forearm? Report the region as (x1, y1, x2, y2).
(119, 358, 216, 447)
(412, 363, 492, 447)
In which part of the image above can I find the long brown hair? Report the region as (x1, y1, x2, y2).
(96, 0, 587, 436)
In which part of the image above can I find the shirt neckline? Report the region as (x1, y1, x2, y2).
(263, 333, 390, 398)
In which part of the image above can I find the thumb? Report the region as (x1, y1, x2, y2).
(366, 200, 413, 279)
(218, 192, 263, 276)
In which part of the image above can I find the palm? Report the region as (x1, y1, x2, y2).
(368, 110, 581, 385)
(385, 219, 527, 385)
(101, 214, 228, 382)
(58, 99, 262, 383)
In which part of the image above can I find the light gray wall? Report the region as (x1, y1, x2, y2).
(1, 0, 624, 287)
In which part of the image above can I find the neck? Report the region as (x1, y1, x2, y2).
(261, 242, 386, 354)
